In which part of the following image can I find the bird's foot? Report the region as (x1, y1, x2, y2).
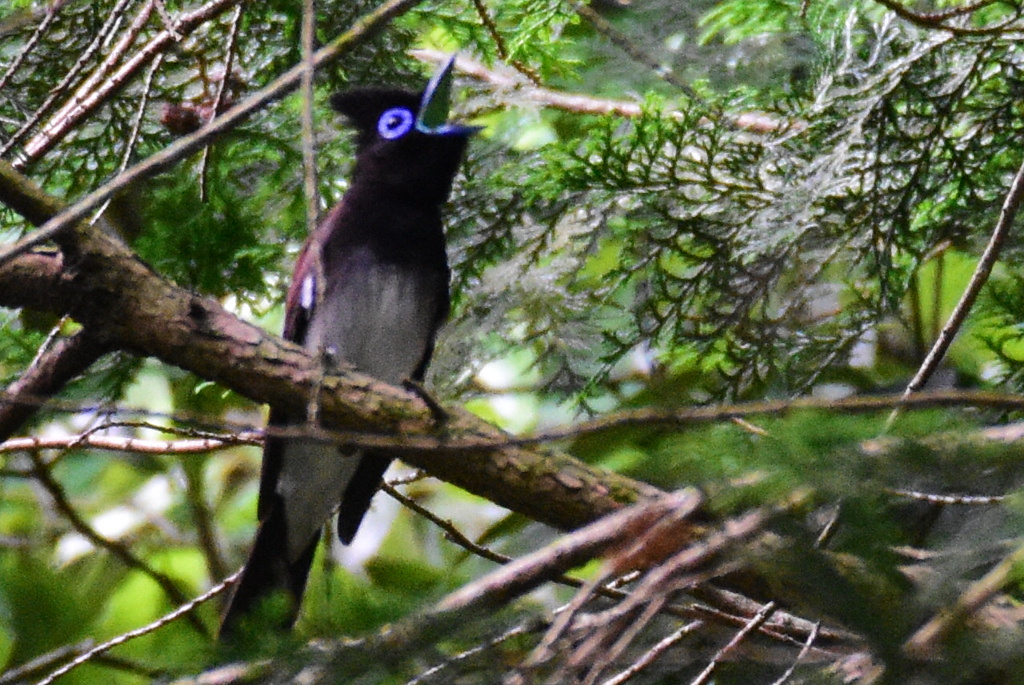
(402, 379, 448, 427)
(305, 346, 341, 425)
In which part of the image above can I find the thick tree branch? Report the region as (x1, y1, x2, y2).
(0, 162, 665, 538)
(0, 327, 109, 443)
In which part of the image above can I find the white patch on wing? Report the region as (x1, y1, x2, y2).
(300, 273, 316, 311)
(305, 254, 443, 384)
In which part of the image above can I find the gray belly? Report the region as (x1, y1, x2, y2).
(276, 255, 445, 560)
(306, 258, 443, 384)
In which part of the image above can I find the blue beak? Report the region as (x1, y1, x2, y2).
(416, 54, 483, 136)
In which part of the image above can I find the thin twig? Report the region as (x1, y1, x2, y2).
(580, 509, 777, 674)
(5, 388, 1024, 456)
(0, 640, 93, 685)
(770, 621, 820, 685)
(381, 483, 514, 566)
(887, 151, 1024, 429)
(904, 544, 1024, 659)
(572, 1, 713, 111)
(435, 491, 702, 615)
(689, 602, 777, 685)
(578, 594, 673, 685)
(36, 569, 241, 685)
(598, 620, 703, 685)
(0, 431, 260, 457)
(406, 620, 548, 685)
(198, 3, 244, 201)
(153, 0, 181, 38)
(0, 2, 61, 92)
(689, 584, 856, 649)
(91, 52, 164, 225)
(517, 505, 780, 683)
(871, 0, 1023, 35)
(305, 389, 1024, 453)
(26, 449, 207, 634)
(121, 54, 163, 175)
(469, 0, 541, 85)
(886, 488, 1004, 506)
(387, 469, 429, 486)
(878, 0, 1002, 24)
(517, 567, 614, 674)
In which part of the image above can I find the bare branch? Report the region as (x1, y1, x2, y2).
(413, 49, 784, 133)
(278, 496, 820, 684)
(285, 492, 702, 683)
(564, 506, 780, 682)
(16, 0, 237, 165)
(0, 431, 259, 457)
(382, 482, 846, 658)
(888, 148, 1024, 428)
(689, 602, 777, 685)
(435, 490, 702, 615)
(904, 543, 1024, 659)
(0, 0, 138, 157)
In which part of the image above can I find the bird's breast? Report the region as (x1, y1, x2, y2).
(304, 248, 447, 384)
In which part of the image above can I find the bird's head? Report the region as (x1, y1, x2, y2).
(330, 55, 480, 204)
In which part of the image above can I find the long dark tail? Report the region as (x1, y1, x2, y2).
(219, 505, 317, 641)
(336, 452, 393, 544)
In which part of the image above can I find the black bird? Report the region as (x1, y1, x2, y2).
(220, 57, 477, 638)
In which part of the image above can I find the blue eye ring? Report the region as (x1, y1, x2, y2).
(377, 107, 415, 140)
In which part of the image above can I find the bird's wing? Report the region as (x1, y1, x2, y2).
(411, 275, 450, 381)
(256, 224, 324, 521)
